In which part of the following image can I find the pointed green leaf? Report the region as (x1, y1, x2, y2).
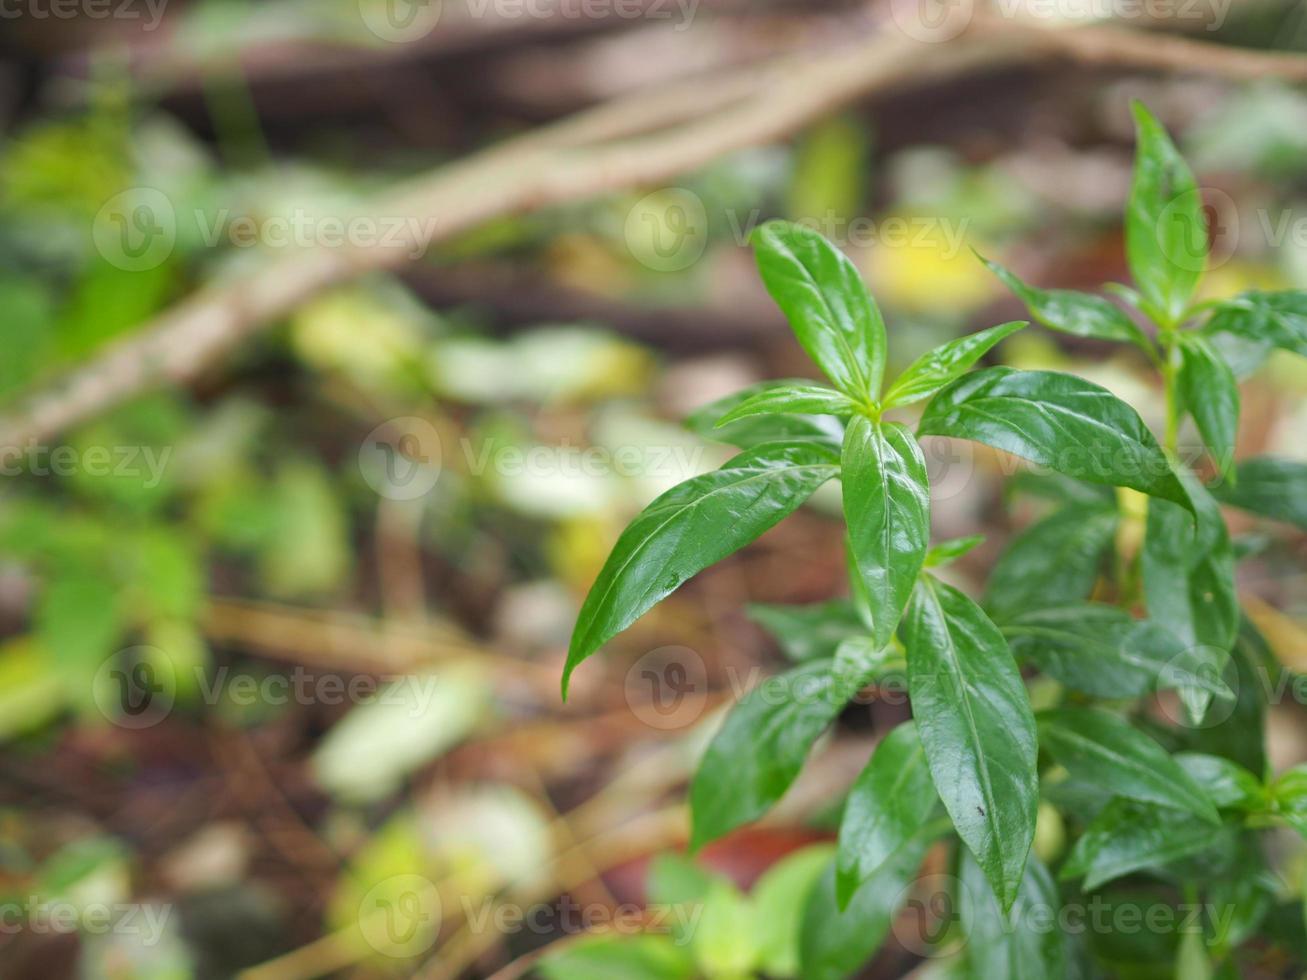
(980, 256, 1149, 349)
(924, 534, 984, 569)
(713, 382, 856, 428)
(753, 220, 887, 402)
(882, 320, 1027, 408)
(960, 849, 1067, 980)
(1206, 289, 1307, 358)
(685, 381, 844, 451)
(919, 368, 1190, 509)
(564, 441, 839, 696)
(1037, 707, 1219, 823)
(538, 934, 695, 980)
(1211, 456, 1307, 531)
(901, 576, 1037, 912)
(842, 418, 931, 649)
(836, 722, 938, 909)
(1176, 753, 1264, 812)
(1002, 604, 1232, 702)
(1142, 468, 1237, 655)
(1060, 798, 1228, 891)
(1182, 617, 1270, 778)
(1178, 334, 1239, 481)
(689, 654, 888, 850)
(1125, 102, 1205, 325)
(984, 504, 1117, 622)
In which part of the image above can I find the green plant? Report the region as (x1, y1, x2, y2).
(558, 102, 1307, 977)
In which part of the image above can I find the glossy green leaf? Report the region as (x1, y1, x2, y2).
(1002, 604, 1232, 701)
(799, 832, 934, 980)
(842, 418, 931, 649)
(713, 381, 856, 428)
(984, 504, 1117, 622)
(1176, 753, 1265, 812)
(1037, 707, 1219, 823)
(960, 849, 1067, 979)
(747, 599, 866, 663)
(1211, 456, 1307, 531)
(919, 368, 1190, 509)
(689, 654, 887, 850)
(836, 722, 938, 909)
(924, 534, 984, 569)
(1125, 102, 1205, 325)
(901, 576, 1038, 912)
(881, 320, 1027, 408)
(685, 381, 844, 451)
(1142, 469, 1237, 656)
(980, 256, 1149, 349)
(1060, 798, 1228, 891)
(753, 220, 887, 402)
(564, 441, 839, 696)
(1178, 334, 1239, 481)
(1205, 289, 1307, 358)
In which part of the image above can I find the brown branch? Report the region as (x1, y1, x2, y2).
(4, 18, 1306, 447)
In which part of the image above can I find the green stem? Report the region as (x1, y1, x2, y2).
(1160, 332, 1182, 456)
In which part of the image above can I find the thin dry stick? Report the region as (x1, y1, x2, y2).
(4, 18, 1307, 448)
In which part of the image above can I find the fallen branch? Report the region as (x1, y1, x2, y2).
(4, 16, 1306, 447)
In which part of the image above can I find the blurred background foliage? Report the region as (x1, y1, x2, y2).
(6, 0, 1307, 977)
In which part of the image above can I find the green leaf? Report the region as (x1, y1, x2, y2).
(538, 934, 695, 980)
(1175, 753, 1265, 812)
(1060, 798, 1228, 891)
(1271, 765, 1307, 838)
(842, 418, 931, 649)
(924, 534, 984, 569)
(1002, 604, 1232, 702)
(713, 382, 856, 428)
(881, 320, 1027, 408)
(1205, 289, 1307, 358)
(984, 504, 1117, 622)
(37, 572, 124, 712)
(1037, 707, 1219, 823)
(752, 844, 837, 978)
(684, 381, 844, 451)
(1142, 468, 1237, 656)
(1182, 617, 1269, 778)
(1211, 456, 1307, 531)
(747, 600, 866, 663)
(980, 256, 1149, 349)
(564, 441, 839, 696)
(689, 655, 886, 850)
(1178, 334, 1239, 481)
(799, 832, 933, 980)
(691, 879, 758, 977)
(753, 220, 887, 402)
(1125, 102, 1205, 325)
(901, 576, 1038, 912)
(960, 849, 1067, 980)
(836, 722, 938, 909)
(918, 368, 1190, 510)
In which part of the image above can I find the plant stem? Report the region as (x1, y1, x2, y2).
(1161, 332, 1182, 456)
